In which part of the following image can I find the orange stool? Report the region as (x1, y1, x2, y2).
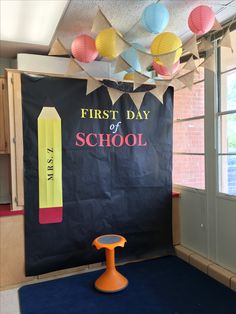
(92, 234, 128, 293)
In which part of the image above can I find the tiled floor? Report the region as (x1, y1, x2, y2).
(0, 288, 20, 314)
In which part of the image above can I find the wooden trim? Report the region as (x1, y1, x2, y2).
(12, 73, 24, 206)
(7, 72, 23, 210)
(0, 78, 5, 152)
(3, 78, 10, 153)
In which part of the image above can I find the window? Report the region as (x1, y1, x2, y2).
(218, 30, 236, 196)
(173, 66, 205, 189)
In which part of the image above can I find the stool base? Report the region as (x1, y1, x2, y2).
(95, 269, 128, 293)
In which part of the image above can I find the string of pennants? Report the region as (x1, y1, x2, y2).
(48, 9, 234, 110)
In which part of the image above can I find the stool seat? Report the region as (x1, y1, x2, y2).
(93, 234, 126, 250)
(92, 234, 128, 293)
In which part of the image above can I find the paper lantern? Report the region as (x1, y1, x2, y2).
(142, 3, 169, 34)
(123, 72, 135, 81)
(95, 28, 118, 59)
(153, 60, 180, 76)
(188, 5, 215, 35)
(71, 35, 98, 63)
(151, 32, 182, 65)
(121, 43, 145, 72)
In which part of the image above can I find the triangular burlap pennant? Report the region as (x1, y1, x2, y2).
(129, 92, 145, 110)
(211, 18, 223, 31)
(220, 29, 233, 52)
(133, 72, 149, 90)
(158, 50, 177, 68)
(116, 34, 130, 56)
(170, 78, 185, 90)
(107, 87, 123, 105)
(114, 56, 130, 73)
(49, 38, 68, 56)
(136, 50, 154, 71)
(66, 58, 83, 75)
(91, 9, 111, 33)
(86, 78, 102, 95)
(183, 56, 198, 72)
(149, 81, 170, 103)
(198, 38, 213, 52)
(201, 54, 215, 72)
(176, 71, 195, 90)
(183, 35, 199, 58)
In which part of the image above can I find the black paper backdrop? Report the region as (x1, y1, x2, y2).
(22, 74, 173, 276)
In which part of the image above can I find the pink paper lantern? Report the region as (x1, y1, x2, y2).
(153, 60, 180, 76)
(71, 35, 98, 63)
(188, 5, 215, 35)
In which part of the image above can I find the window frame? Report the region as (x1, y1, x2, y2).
(173, 77, 206, 191)
(216, 43, 236, 198)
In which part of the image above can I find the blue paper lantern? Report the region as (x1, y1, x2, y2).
(121, 43, 146, 72)
(142, 3, 169, 34)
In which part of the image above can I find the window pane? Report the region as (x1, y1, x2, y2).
(221, 30, 236, 73)
(173, 154, 205, 189)
(218, 155, 236, 196)
(218, 113, 236, 154)
(173, 119, 204, 153)
(174, 82, 204, 120)
(220, 69, 236, 111)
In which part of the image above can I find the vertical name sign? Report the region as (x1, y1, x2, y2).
(38, 107, 63, 224)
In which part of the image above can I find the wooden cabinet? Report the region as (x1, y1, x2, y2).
(0, 77, 9, 153)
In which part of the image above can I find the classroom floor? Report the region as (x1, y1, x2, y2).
(1, 256, 236, 314)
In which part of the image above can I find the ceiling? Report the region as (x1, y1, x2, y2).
(1, 0, 236, 59)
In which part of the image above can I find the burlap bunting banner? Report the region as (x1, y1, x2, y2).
(183, 35, 199, 59)
(220, 29, 233, 52)
(183, 56, 198, 72)
(49, 38, 68, 56)
(66, 58, 83, 75)
(176, 70, 195, 90)
(133, 72, 149, 90)
(91, 9, 112, 33)
(107, 87, 123, 105)
(211, 18, 223, 31)
(170, 78, 185, 91)
(116, 34, 130, 56)
(86, 78, 102, 95)
(201, 54, 215, 72)
(114, 56, 131, 73)
(158, 50, 177, 68)
(198, 38, 213, 53)
(149, 81, 170, 103)
(129, 92, 145, 110)
(136, 50, 154, 71)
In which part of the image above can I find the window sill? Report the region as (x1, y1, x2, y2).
(0, 204, 24, 217)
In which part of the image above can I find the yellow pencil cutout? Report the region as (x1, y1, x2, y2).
(38, 107, 63, 224)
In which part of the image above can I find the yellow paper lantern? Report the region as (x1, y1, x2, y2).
(95, 28, 118, 59)
(151, 32, 182, 65)
(123, 72, 135, 81)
